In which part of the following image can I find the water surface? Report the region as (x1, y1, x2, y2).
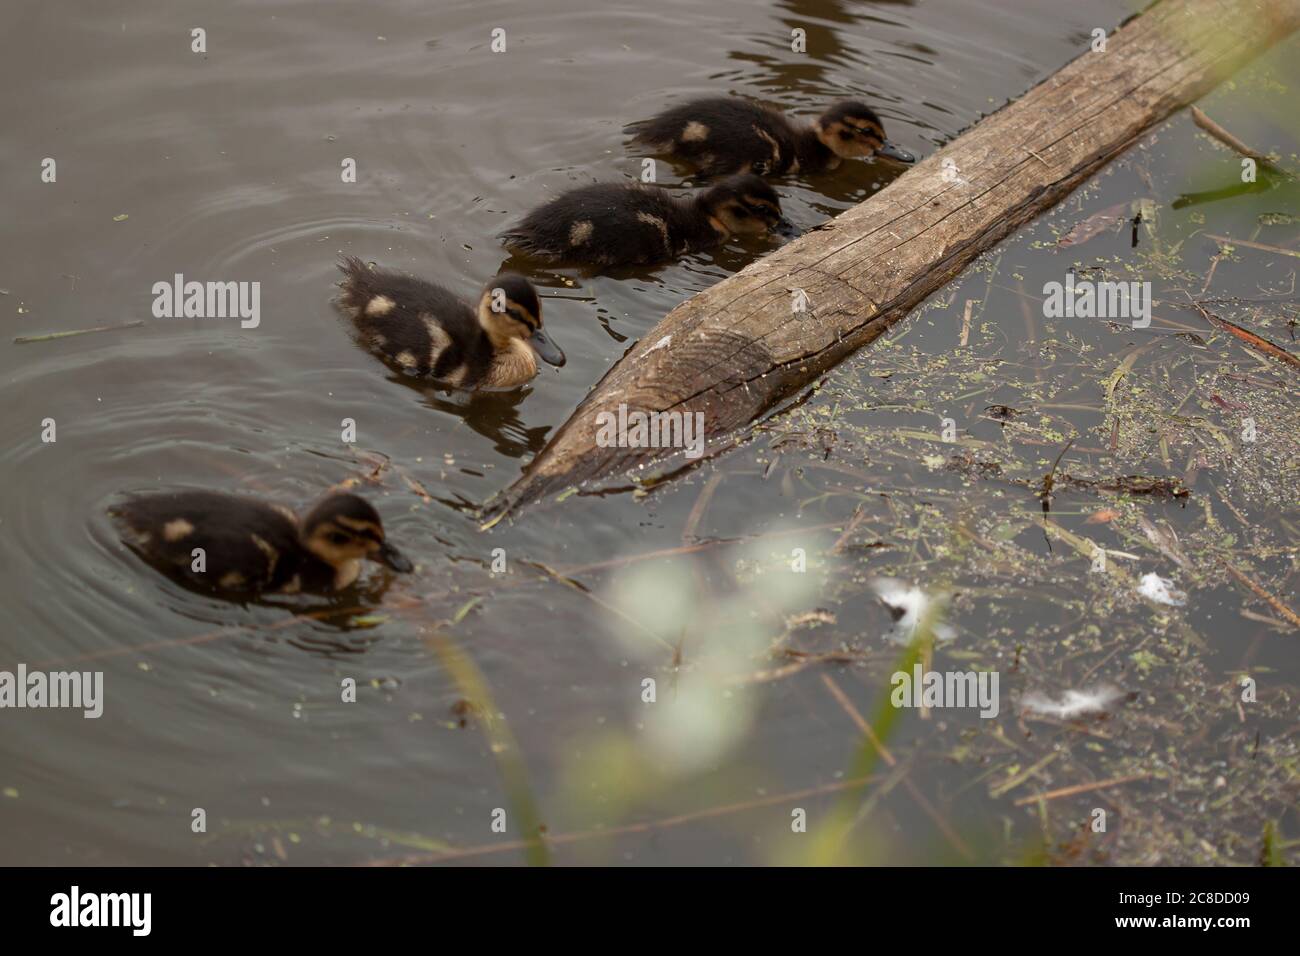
(2, 0, 1297, 865)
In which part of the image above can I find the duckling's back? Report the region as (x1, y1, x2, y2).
(337, 256, 492, 385)
(113, 490, 309, 594)
(501, 183, 703, 266)
(631, 98, 798, 176)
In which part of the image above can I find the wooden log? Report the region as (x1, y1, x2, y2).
(487, 0, 1300, 521)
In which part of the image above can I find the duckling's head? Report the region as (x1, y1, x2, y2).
(476, 274, 566, 368)
(815, 101, 915, 163)
(698, 174, 800, 239)
(299, 493, 412, 587)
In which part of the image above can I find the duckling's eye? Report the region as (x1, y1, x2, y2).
(508, 308, 536, 330)
(328, 531, 350, 546)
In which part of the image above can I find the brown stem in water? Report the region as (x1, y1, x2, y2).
(1190, 106, 1288, 175)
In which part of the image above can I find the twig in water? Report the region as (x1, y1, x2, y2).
(364, 774, 879, 866)
(1204, 233, 1300, 261)
(1190, 107, 1288, 177)
(821, 675, 974, 860)
(1013, 772, 1151, 807)
(681, 471, 723, 544)
(1038, 438, 1077, 552)
(830, 503, 869, 555)
(14, 320, 144, 344)
(1222, 561, 1300, 629)
(1183, 292, 1300, 370)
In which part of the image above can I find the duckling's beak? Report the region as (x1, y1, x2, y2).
(876, 140, 916, 163)
(773, 217, 801, 240)
(376, 540, 413, 573)
(528, 328, 566, 368)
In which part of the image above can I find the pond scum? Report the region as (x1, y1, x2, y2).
(201, 60, 1297, 869)
(777, 93, 1297, 863)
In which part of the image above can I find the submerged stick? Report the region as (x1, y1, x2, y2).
(1013, 772, 1152, 807)
(1222, 560, 1300, 629)
(1208, 313, 1300, 368)
(1190, 106, 1288, 175)
(490, 0, 1300, 518)
(1203, 232, 1300, 260)
(364, 773, 879, 866)
(1186, 295, 1300, 369)
(13, 320, 144, 344)
(819, 673, 974, 861)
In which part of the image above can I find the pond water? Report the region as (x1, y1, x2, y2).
(2, 0, 1296, 865)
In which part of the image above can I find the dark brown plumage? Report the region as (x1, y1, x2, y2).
(112, 490, 411, 597)
(629, 97, 915, 177)
(336, 257, 563, 389)
(499, 173, 798, 267)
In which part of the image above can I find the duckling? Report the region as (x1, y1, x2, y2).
(112, 490, 413, 597)
(336, 257, 565, 390)
(630, 97, 916, 178)
(499, 173, 799, 267)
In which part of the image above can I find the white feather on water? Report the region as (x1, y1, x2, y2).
(1020, 685, 1126, 719)
(1138, 572, 1187, 606)
(870, 577, 955, 644)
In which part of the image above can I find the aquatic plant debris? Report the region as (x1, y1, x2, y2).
(747, 67, 1300, 862)
(1055, 200, 1150, 248)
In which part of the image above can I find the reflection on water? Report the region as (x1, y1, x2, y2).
(414, 384, 555, 461)
(7, 0, 1297, 865)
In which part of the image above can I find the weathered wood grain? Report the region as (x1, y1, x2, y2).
(488, 0, 1300, 520)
